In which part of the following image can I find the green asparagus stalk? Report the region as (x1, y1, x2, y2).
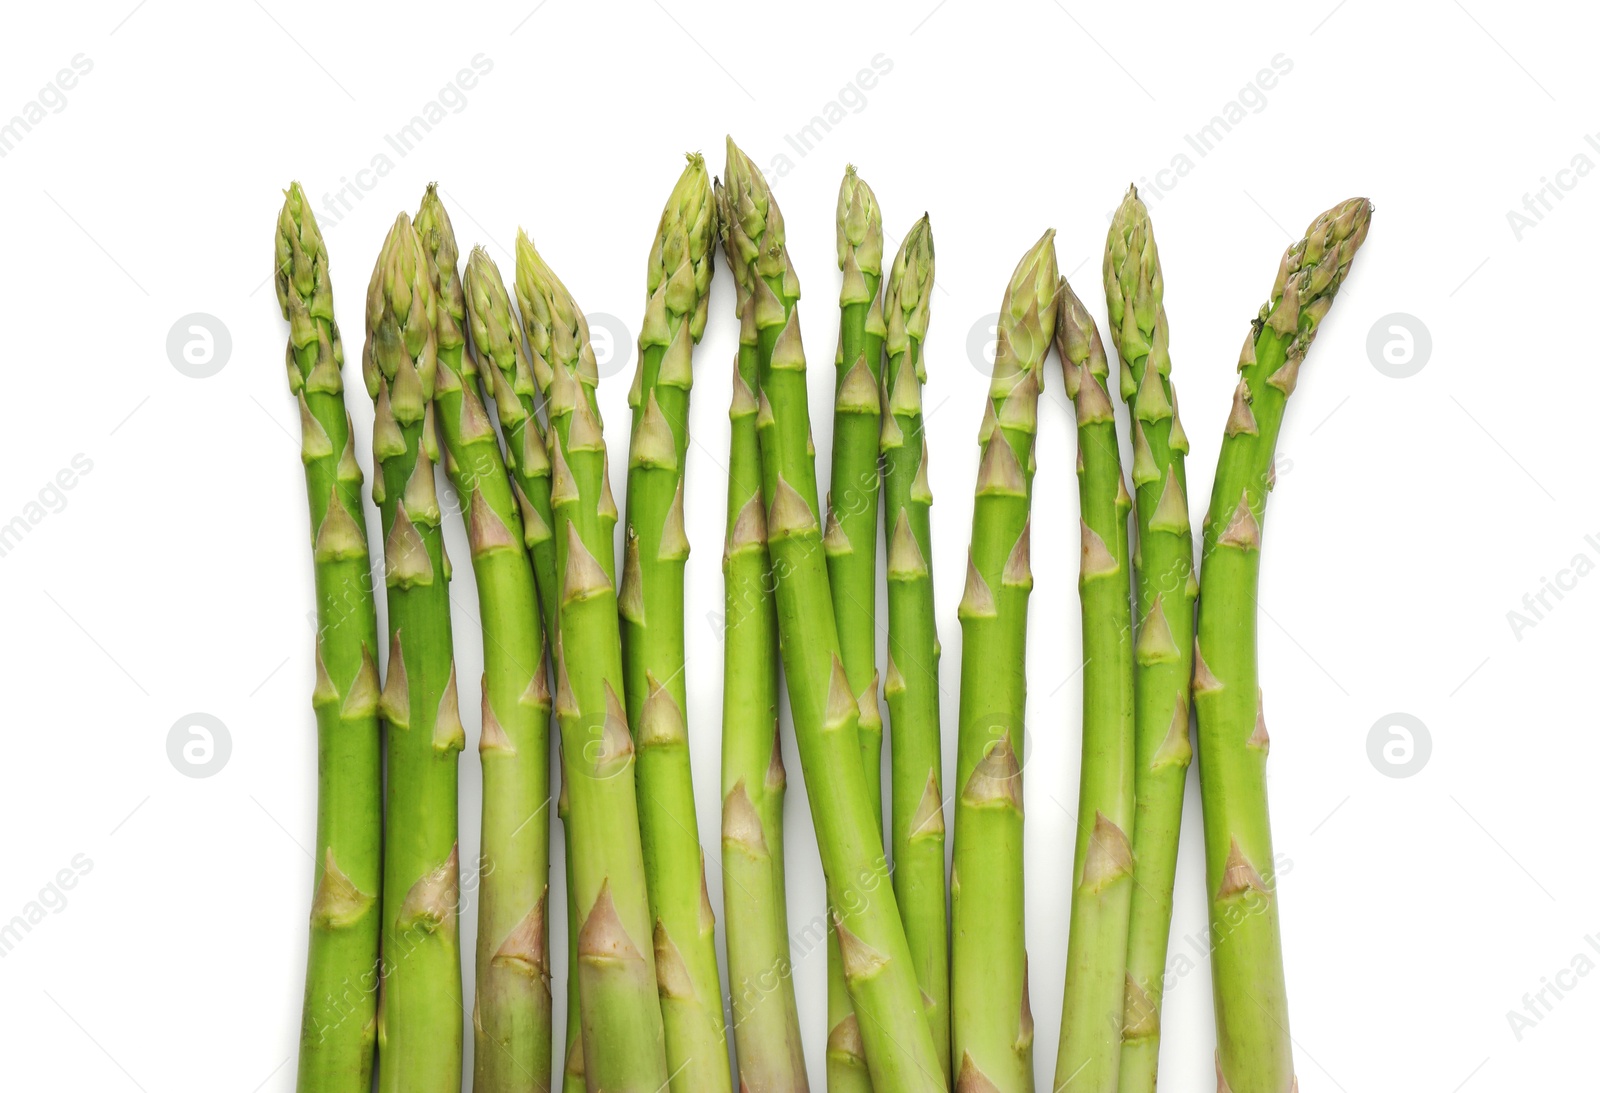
(715, 178, 810, 1092)
(362, 213, 464, 1093)
(617, 154, 729, 1093)
(1052, 281, 1137, 1093)
(878, 214, 949, 1081)
(1101, 187, 1195, 1093)
(556, 759, 585, 1093)
(949, 232, 1057, 1093)
(415, 190, 553, 1093)
(277, 183, 383, 1093)
(1196, 197, 1371, 1093)
(515, 232, 671, 1091)
(823, 165, 887, 1091)
(724, 137, 945, 1092)
(463, 244, 575, 1093)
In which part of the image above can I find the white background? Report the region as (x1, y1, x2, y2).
(0, 1, 1590, 1089)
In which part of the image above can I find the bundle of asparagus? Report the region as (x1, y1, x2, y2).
(273, 154, 1370, 1093)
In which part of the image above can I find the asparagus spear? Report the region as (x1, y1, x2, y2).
(1052, 282, 1137, 1093)
(617, 154, 729, 1093)
(1101, 187, 1195, 1093)
(462, 246, 579, 1093)
(878, 214, 949, 1080)
(514, 233, 671, 1090)
(414, 190, 553, 1093)
(715, 178, 811, 1092)
(949, 232, 1057, 1093)
(362, 213, 464, 1093)
(823, 165, 886, 1091)
(1196, 197, 1371, 1093)
(276, 183, 383, 1093)
(723, 137, 945, 1092)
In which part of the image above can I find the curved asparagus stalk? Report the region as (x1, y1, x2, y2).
(514, 233, 671, 1091)
(949, 232, 1057, 1093)
(1052, 282, 1136, 1093)
(617, 154, 730, 1093)
(362, 213, 464, 1093)
(277, 183, 383, 1093)
(715, 178, 810, 1092)
(824, 165, 886, 1091)
(1101, 187, 1194, 1093)
(416, 190, 553, 1093)
(1196, 197, 1371, 1093)
(879, 215, 949, 1080)
(724, 137, 945, 1093)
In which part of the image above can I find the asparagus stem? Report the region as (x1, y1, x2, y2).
(556, 760, 586, 1093)
(462, 236, 572, 1091)
(724, 138, 945, 1093)
(617, 155, 730, 1093)
(824, 165, 887, 1091)
(879, 215, 949, 1080)
(362, 213, 465, 1093)
(1100, 187, 1195, 1093)
(277, 183, 383, 1093)
(949, 232, 1057, 1093)
(514, 234, 671, 1091)
(1196, 198, 1371, 1093)
(417, 189, 554, 1093)
(715, 177, 811, 1092)
(1052, 282, 1137, 1093)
